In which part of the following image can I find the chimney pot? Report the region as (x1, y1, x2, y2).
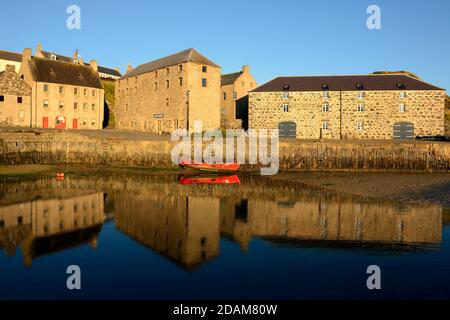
(35, 43, 44, 58)
(126, 63, 133, 73)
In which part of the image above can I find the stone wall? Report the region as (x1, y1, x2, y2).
(0, 131, 449, 172)
(249, 90, 445, 139)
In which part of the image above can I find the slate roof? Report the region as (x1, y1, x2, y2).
(29, 57, 103, 89)
(0, 50, 22, 62)
(0, 49, 121, 77)
(252, 75, 444, 92)
(122, 48, 220, 79)
(221, 72, 242, 86)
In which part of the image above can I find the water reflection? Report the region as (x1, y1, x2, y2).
(0, 175, 444, 270)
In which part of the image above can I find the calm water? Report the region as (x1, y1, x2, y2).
(0, 172, 449, 300)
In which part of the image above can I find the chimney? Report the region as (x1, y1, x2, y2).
(242, 65, 250, 74)
(22, 48, 32, 64)
(5, 65, 16, 73)
(115, 66, 121, 73)
(80, 57, 84, 64)
(126, 63, 133, 74)
(35, 43, 44, 58)
(89, 60, 98, 72)
(73, 49, 79, 63)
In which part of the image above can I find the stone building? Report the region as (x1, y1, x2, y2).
(0, 65, 31, 127)
(19, 47, 105, 129)
(220, 65, 257, 129)
(249, 75, 446, 139)
(115, 48, 221, 133)
(0, 46, 121, 80)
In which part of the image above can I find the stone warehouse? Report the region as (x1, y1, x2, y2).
(19, 46, 105, 129)
(249, 75, 446, 139)
(115, 48, 221, 133)
(0, 65, 31, 126)
(220, 65, 257, 129)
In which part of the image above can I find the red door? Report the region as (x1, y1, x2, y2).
(55, 116, 66, 129)
(42, 117, 48, 128)
(73, 118, 78, 129)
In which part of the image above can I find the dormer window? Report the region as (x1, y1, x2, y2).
(282, 84, 290, 91)
(50, 54, 57, 60)
(73, 60, 79, 64)
(356, 83, 364, 90)
(397, 83, 406, 89)
(322, 84, 329, 90)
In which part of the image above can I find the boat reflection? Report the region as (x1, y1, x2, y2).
(0, 176, 445, 270)
(179, 175, 241, 185)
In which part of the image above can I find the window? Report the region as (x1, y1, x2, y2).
(323, 91, 330, 99)
(43, 100, 49, 108)
(322, 122, 329, 130)
(357, 91, 365, 99)
(83, 103, 88, 111)
(400, 92, 407, 99)
(154, 71, 158, 77)
(202, 78, 207, 87)
(166, 68, 170, 75)
(282, 92, 289, 100)
(44, 84, 49, 92)
(84, 89, 88, 96)
(18, 110, 25, 120)
(74, 102, 78, 110)
(322, 103, 329, 112)
(166, 98, 169, 107)
(357, 104, 365, 112)
(91, 119, 96, 126)
(399, 103, 406, 113)
(282, 104, 289, 112)
(17, 97, 23, 104)
(223, 92, 227, 100)
(91, 104, 96, 111)
(154, 82, 158, 91)
(50, 54, 56, 60)
(0, 95, 4, 102)
(92, 90, 96, 97)
(59, 86, 64, 94)
(74, 87, 78, 95)
(202, 66, 207, 73)
(82, 119, 87, 126)
(357, 121, 364, 131)
(166, 80, 170, 88)
(59, 101, 64, 109)
(179, 65, 183, 72)
(179, 77, 183, 86)
(282, 84, 290, 90)
(233, 92, 237, 100)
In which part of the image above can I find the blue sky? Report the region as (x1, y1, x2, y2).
(1, 0, 449, 91)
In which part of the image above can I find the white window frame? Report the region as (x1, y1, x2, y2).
(282, 92, 289, 100)
(357, 91, 365, 99)
(282, 104, 289, 113)
(357, 104, 365, 112)
(357, 121, 364, 131)
(400, 91, 407, 99)
(323, 91, 330, 99)
(322, 122, 329, 131)
(43, 100, 49, 108)
(322, 103, 329, 112)
(399, 103, 406, 113)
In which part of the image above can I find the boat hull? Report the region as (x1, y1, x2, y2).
(179, 160, 240, 173)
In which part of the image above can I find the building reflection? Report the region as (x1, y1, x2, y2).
(114, 194, 220, 270)
(0, 193, 105, 267)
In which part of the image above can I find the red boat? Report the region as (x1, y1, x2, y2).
(179, 175, 241, 185)
(179, 160, 240, 173)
